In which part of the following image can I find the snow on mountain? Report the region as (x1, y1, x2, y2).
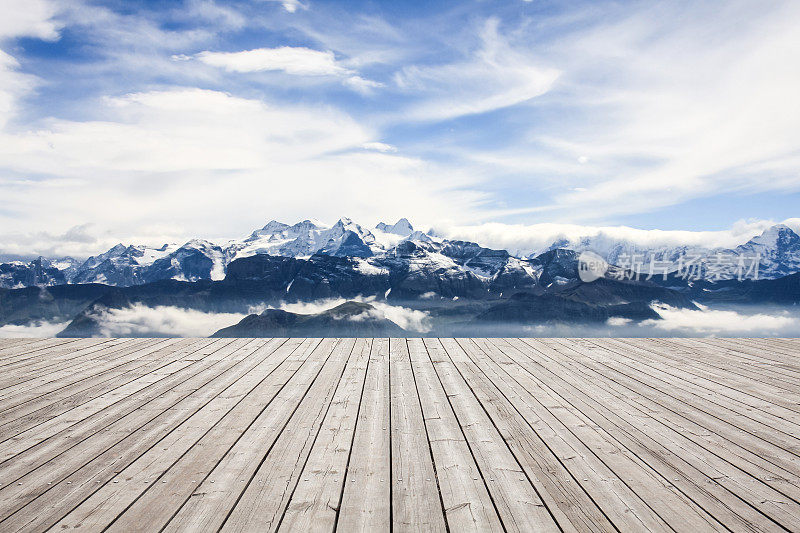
(317, 217, 380, 257)
(0, 256, 80, 289)
(734, 224, 800, 278)
(530, 235, 709, 266)
(3, 219, 800, 290)
(231, 217, 384, 259)
(71, 243, 179, 285)
(376, 218, 413, 236)
(145, 239, 227, 282)
(531, 224, 800, 281)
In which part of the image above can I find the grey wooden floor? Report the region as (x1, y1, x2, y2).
(0, 338, 798, 532)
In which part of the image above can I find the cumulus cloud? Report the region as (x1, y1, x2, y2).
(93, 304, 247, 337)
(0, 320, 70, 338)
(641, 303, 799, 336)
(0, 50, 36, 129)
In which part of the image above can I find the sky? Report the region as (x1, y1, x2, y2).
(1, 0, 799, 258)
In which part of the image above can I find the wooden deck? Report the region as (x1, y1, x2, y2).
(0, 338, 798, 532)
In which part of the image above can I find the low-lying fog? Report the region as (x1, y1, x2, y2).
(2, 299, 799, 338)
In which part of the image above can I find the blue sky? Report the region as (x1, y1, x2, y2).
(1, 0, 799, 257)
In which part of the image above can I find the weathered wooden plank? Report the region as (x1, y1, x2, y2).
(522, 338, 800, 530)
(467, 338, 675, 532)
(266, 338, 372, 532)
(435, 338, 564, 532)
(0, 339, 291, 531)
(640, 338, 800, 396)
(45, 338, 318, 532)
(0, 339, 242, 488)
(546, 341, 800, 501)
(0, 337, 795, 532)
(663, 338, 800, 387)
(0, 339, 81, 362)
(408, 338, 503, 532)
(0, 338, 134, 391)
(0, 339, 199, 457)
(541, 339, 800, 458)
(0, 338, 206, 439)
(505, 339, 791, 532)
(389, 338, 447, 533)
(336, 338, 391, 532)
(620, 339, 800, 406)
(157, 338, 356, 533)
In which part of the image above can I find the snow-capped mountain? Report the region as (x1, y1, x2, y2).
(63, 240, 225, 287)
(376, 217, 413, 236)
(0, 256, 80, 289)
(2, 219, 800, 290)
(532, 224, 800, 281)
(231, 217, 393, 260)
(734, 224, 800, 278)
(71, 243, 178, 285)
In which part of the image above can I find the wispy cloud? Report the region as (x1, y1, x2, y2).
(473, 0, 800, 221)
(1, 0, 799, 256)
(395, 18, 560, 121)
(260, 0, 307, 14)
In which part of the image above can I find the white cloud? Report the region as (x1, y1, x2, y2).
(0, 0, 62, 129)
(642, 303, 798, 336)
(273, 297, 431, 332)
(395, 18, 560, 121)
(0, 224, 105, 259)
(343, 75, 384, 93)
(0, 88, 486, 256)
(184, 0, 245, 29)
(0, 320, 70, 338)
(93, 304, 246, 337)
(0, 50, 35, 129)
(362, 141, 396, 153)
(432, 218, 783, 257)
(195, 46, 382, 92)
(260, 0, 307, 13)
(0, 0, 62, 41)
(475, 0, 800, 220)
(197, 47, 346, 76)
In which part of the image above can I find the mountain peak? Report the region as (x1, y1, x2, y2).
(741, 224, 800, 249)
(376, 218, 414, 236)
(260, 220, 290, 232)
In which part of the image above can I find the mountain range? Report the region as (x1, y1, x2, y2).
(3, 218, 800, 290)
(2, 217, 800, 337)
